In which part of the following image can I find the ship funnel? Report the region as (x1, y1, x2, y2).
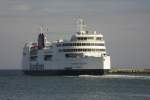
(38, 33, 45, 49)
(37, 25, 47, 49)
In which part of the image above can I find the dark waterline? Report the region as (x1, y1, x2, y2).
(0, 69, 150, 76)
(0, 70, 23, 76)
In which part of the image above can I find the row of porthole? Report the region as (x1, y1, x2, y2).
(57, 43, 105, 47)
(59, 49, 106, 52)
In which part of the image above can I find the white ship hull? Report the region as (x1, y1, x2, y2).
(22, 53, 110, 75)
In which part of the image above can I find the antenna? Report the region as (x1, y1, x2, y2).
(77, 18, 86, 32)
(45, 25, 49, 35)
(40, 25, 44, 33)
(39, 25, 49, 34)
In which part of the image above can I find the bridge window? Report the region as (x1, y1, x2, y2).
(77, 37, 94, 40)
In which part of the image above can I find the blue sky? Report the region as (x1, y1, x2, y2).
(0, 0, 150, 69)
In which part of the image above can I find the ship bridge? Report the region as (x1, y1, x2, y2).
(56, 19, 107, 57)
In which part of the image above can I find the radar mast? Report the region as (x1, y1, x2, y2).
(77, 19, 86, 34)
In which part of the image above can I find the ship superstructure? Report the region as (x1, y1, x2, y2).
(22, 19, 111, 75)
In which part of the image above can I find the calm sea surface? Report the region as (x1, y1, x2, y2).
(0, 72, 150, 100)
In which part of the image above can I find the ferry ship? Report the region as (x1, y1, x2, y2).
(22, 19, 111, 75)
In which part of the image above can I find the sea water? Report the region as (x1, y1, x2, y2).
(0, 73, 150, 100)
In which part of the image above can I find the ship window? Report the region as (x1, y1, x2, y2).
(77, 37, 88, 40)
(77, 37, 81, 40)
(96, 37, 102, 40)
(44, 55, 52, 61)
(87, 37, 94, 40)
(80, 37, 83, 40)
(65, 53, 83, 58)
(79, 43, 82, 46)
(82, 43, 85, 46)
(77, 37, 94, 40)
(97, 43, 104, 46)
(100, 49, 106, 51)
(84, 37, 87, 40)
(66, 53, 76, 58)
(30, 56, 37, 61)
